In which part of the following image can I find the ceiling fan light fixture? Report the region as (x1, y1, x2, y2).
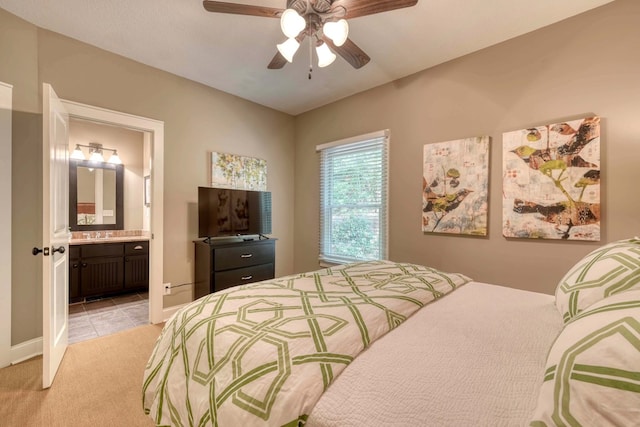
(323, 19, 349, 47)
(280, 8, 306, 38)
(316, 42, 336, 68)
(277, 38, 300, 63)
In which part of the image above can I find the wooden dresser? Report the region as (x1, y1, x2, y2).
(193, 238, 276, 299)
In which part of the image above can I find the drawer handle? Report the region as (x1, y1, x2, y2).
(133, 245, 144, 250)
(240, 254, 253, 258)
(241, 275, 253, 281)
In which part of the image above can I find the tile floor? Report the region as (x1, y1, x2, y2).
(68, 292, 149, 345)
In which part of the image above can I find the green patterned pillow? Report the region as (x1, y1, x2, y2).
(555, 237, 640, 323)
(530, 290, 640, 426)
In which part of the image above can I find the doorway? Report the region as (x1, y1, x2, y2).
(67, 118, 150, 343)
(61, 99, 164, 326)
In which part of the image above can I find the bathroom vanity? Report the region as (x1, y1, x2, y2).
(69, 236, 149, 303)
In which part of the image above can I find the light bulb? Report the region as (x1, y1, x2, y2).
(316, 42, 336, 68)
(89, 149, 104, 163)
(108, 151, 122, 164)
(323, 19, 349, 47)
(70, 145, 86, 160)
(277, 38, 300, 63)
(280, 9, 305, 38)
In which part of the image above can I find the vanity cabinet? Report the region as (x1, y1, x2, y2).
(194, 238, 276, 299)
(124, 241, 150, 290)
(69, 246, 82, 302)
(69, 240, 149, 302)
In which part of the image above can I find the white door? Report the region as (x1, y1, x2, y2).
(41, 83, 70, 388)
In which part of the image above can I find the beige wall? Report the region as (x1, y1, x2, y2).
(1, 9, 296, 345)
(294, 0, 640, 294)
(2, 0, 639, 347)
(0, 8, 42, 345)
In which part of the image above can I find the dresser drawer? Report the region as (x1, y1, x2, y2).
(214, 243, 275, 271)
(81, 243, 124, 258)
(125, 241, 149, 255)
(214, 263, 274, 292)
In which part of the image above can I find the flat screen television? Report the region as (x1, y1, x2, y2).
(198, 187, 272, 239)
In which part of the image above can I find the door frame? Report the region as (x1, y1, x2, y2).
(0, 82, 13, 368)
(61, 100, 164, 324)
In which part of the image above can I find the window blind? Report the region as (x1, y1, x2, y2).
(317, 130, 389, 265)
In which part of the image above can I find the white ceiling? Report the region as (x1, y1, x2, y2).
(0, 0, 613, 115)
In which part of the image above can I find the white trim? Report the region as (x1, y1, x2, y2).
(9, 301, 184, 364)
(0, 82, 12, 369)
(316, 129, 389, 152)
(60, 99, 165, 325)
(162, 303, 190, 322)
(11, 337, 42, 365)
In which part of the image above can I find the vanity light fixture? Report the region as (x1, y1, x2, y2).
(70, 142, 123, 164)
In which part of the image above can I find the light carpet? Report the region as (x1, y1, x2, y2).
(0, 323, 163, 427)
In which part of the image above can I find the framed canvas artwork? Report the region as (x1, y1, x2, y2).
(422, 136, 490, 235)
(210, 152, 267, 191)
(502, 116, 600, 241)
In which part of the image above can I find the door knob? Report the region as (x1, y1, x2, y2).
(52, 246, 66, 254)
(32, 247, 50, 256)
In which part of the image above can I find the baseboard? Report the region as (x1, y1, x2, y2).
(9, 305, 184, 364)
(162, 303, 189, 322)
(11, 337, 43, 365)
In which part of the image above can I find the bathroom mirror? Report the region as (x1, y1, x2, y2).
(69, 159, 124, 231)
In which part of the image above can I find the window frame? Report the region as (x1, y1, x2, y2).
(316, 130, 389, 265)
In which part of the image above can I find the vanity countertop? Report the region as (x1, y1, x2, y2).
(70, 236, 150, 245)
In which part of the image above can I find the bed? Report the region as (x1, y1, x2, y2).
(143, 238, 640, 426)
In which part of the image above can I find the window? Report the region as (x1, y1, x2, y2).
(317, 130, 389, 264)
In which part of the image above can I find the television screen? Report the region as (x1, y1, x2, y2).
(198, 187, 272, 238)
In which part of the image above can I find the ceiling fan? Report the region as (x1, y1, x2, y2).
(202, 0, 419, 71)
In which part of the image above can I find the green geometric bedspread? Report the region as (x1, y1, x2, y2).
(142, 260, 471, 426)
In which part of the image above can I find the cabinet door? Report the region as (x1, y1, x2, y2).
(69, 260, 82, 303)
(69, 246, 81, 303)
(124, 254, 149, 290)
(80, 257, 124, 297)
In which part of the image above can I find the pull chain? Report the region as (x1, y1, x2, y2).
(308, 37, 313, 80)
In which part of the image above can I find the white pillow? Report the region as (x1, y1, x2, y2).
(530, 290, 640, 426)
(555, 237, 640, 323)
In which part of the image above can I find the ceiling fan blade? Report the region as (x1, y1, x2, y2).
(331, 0, 418, 19)
(202, 1, 283, 18)
(323, 36, 370, 69)
(267, 52, 288, 69)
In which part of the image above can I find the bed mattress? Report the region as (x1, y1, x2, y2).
(307, 282, 563, 427)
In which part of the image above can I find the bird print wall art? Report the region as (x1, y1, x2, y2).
(502, 116, 600, 241)
(422, 136, 490, 235)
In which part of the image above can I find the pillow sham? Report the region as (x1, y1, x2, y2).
(555, 237, 640, 323)
(530, 290, 640, 426)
